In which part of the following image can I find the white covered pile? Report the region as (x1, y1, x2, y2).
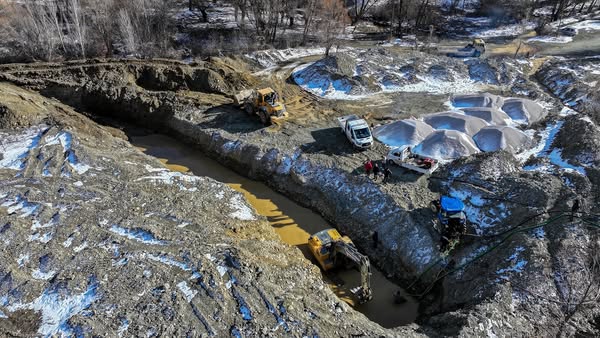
(373, 119, 434, 147)
(413, 130, 480, 160)
(375, 93, 546, 160)
(459, 107, 512, 126)
(501, 98, 546, 124)
(423, 111, 488, 136)
(473, 126, 532, 153)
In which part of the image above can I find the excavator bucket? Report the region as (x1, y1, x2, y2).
(351, 286, 373, 304)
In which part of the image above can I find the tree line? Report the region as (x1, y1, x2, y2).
(1, 0, 598, 62)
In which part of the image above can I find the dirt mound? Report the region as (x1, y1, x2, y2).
(552, 115, 600, 167)
(413, 129, 480, 160)
(373, 119, 435, 147)
(423, 111, 489, 136)
(537, 57, 600, 110)
(473, 126, 532, 153)
(293, 49, 478, 98)
(501, 98, 546, 124)
(466, 59, 502, 85)
(459, 107, 512, 125)
(291, 55, 366, 97)
(451, 93, 504, 108)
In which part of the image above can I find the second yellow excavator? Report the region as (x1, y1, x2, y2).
(308, 228, 372, 304)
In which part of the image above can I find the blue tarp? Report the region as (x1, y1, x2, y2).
(441, 196, 464, 213)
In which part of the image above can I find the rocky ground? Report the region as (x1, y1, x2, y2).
(0, 45, 599, 337)
(0, 83, 413, 337)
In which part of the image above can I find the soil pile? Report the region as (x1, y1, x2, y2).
(292, 49, 478, 98)
(537, 56, 600, 111)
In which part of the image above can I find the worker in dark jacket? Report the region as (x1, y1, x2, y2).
(383, 166, 392, 183)
(373, 163, 381, 180)
(570, 199, 580, 221)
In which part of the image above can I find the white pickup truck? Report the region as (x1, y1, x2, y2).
(337, 115, 373, 149)
(385, 146, 439, 175)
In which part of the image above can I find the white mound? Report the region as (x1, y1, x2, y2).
(413, 130, 480, 160)
(473, 126, 533, 153)
(459, 107, 513, 126)
(451, 93, 504, 109)
(501, 98, 546, 125)
(423, 111, 489, 136)
(373, 119, 435, 147)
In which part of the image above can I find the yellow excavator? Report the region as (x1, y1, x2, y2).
(234, 87, 288, 126)
(308, 228, 372, 304)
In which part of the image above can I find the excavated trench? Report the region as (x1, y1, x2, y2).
(130, 131, 419, 328)
(0, 61, 444, 327)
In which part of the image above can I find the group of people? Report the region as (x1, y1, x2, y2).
(364, 159, 392, 183)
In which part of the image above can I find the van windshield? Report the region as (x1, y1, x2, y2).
(354, 128, 371, 139)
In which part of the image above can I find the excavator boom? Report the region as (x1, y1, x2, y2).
(308, 228, 372, 304)
(332, 240, 372, 303)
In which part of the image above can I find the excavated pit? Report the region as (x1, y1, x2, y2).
(129, 131, 420, 328)
(0, 60, 449, 329)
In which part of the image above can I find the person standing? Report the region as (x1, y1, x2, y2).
(570, 198, 580, 222)
(364, 159, 373, 177)
(372, 231, 378, 248)
(373, 163, 381, 180)
(383, 166, 392, 183)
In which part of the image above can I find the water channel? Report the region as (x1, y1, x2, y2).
(131, 132, 418, 328)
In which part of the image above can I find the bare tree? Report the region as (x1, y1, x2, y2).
(301, 0, 318, 44)
(88, 0, 118, 57)
(317, 0, 349, 56)
(350, 0, 381, 25)
(117, 9, 137, 55)
(67, 0, 87, 58)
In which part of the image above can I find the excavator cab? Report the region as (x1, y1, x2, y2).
(308, 229, 373, 303)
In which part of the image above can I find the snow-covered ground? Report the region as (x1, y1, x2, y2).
(291, 50, 485, 100)
(473, 21, 536, 38)
(445, 15, 535, 38)
(247, 47, 328, 68)
(527, 36, 573, 44)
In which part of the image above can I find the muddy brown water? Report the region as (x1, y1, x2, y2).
(131, 133, 418, 328)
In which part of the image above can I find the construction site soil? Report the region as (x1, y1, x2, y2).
(0, 49, 599, 337)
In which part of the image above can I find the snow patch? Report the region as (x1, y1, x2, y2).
(145, 253, 191, 271)
(109, 225, 166, 245)
(0, 127, 45, 170)
(496, 246, 528, 281)
(527, 36, 573, 44)
(177, 281, 198, 302)
(228, 194, 256, 221)
(7, 280, 99, 337)
(31, 269, 57, 280)
(17, 253, 30, 267)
